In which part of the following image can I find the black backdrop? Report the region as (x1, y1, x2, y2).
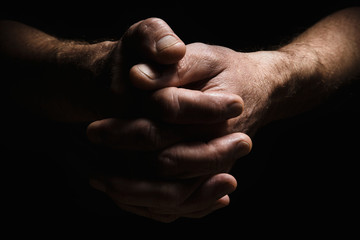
(2, 1, 360, 236)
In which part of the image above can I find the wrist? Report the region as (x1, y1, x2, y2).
(55, 40, 117, 79)
(265, 45, 323, 122)
(46, 40, 118, 122)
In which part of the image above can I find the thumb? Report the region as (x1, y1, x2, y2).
(130, 43, 222, 91)
(121, 17, 186, 65)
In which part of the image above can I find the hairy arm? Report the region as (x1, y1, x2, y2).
(0, 20, 117, 121)
(1, 19, 251, 222)
(129, 7, 360, 136)
(268, 7, 360, 121)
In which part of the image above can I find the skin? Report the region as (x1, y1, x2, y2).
(128, 7, 360, 137)
(88, 7, 360, 221)
(2, 7, 359, 222)
(0, 18, 251, 222)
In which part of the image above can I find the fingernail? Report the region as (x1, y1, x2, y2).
(156, 35, 179, 52)
(89, 179, 106, 192)
(137, 64, 156, 79)
(227, 101, 243, 118)
(237, 140, 252, 155)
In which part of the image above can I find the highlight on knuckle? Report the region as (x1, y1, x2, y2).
(152, 88, 180, 122)
(156, 151, 179, 177)
(166, 88, 181, 121)
(138, 17, 166, 36)
(137, 119, 163, 150)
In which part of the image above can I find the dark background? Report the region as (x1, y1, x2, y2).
(1, 1, 359, 236)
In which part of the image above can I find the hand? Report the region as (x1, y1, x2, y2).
(87, 20, 252, 179)
(88, 115, 251, 223)
(90, 173, 237, 223)
(2, 18, 252, 222)
(130, 43, 287, 136)
(84, 18, 248, 123)
(87, 94, 251, 222)
(79, 17, 187, 120)
(0, 18, 185, 122)
(87, 21, 253, 222)
(108, 18, 185, 95)
(89, 7, 360, 221)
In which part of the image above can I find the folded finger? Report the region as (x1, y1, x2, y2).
(121, 17, 185, 65)
(148, 87, 244, 124)
(86, 118, 183, 151)
(157, 132, 252, 178)
(148, 174, 236, 215)
(113, 203, 180, 223)
(89, 176, 203, 209)
(130, 43, 224, 90)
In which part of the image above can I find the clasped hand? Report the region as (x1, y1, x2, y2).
(87, 18, 257, 222)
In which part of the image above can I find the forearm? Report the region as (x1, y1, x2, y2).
(0, 20, 117, 121)
(269, 7, 360, 121)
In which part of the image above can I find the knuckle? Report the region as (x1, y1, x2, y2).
(125, 18, 167, 50)
(138, 18, 167, 36)
(131, 22, 151, 43)
(156, 151, 179, 177)
(143, 17, 164, 25)
(164, 88, 181, 121)
(187, 43, 227, 71)
(143, 17, 165, 27)
(190, 42, 209, 50)
(152, 88, 181, 122)
(136, 19, 151, 33)
(138, 119, 163, 150)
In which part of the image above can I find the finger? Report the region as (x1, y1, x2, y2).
(180, 174, 235, 215)
(113, 203, 180, 223)
(182, 195, 230, 219)
(89, 174, 235, 218)
(148, 174, 236, 215)
(121, 17, 186, 65)
(130, 42, 224, 90)
(148, 87, 244, 124)
(117, 196, 228, 222)
(90, 176, 204, 209)
(86, 118, 183, 151)
(156, 132, 252, 178)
